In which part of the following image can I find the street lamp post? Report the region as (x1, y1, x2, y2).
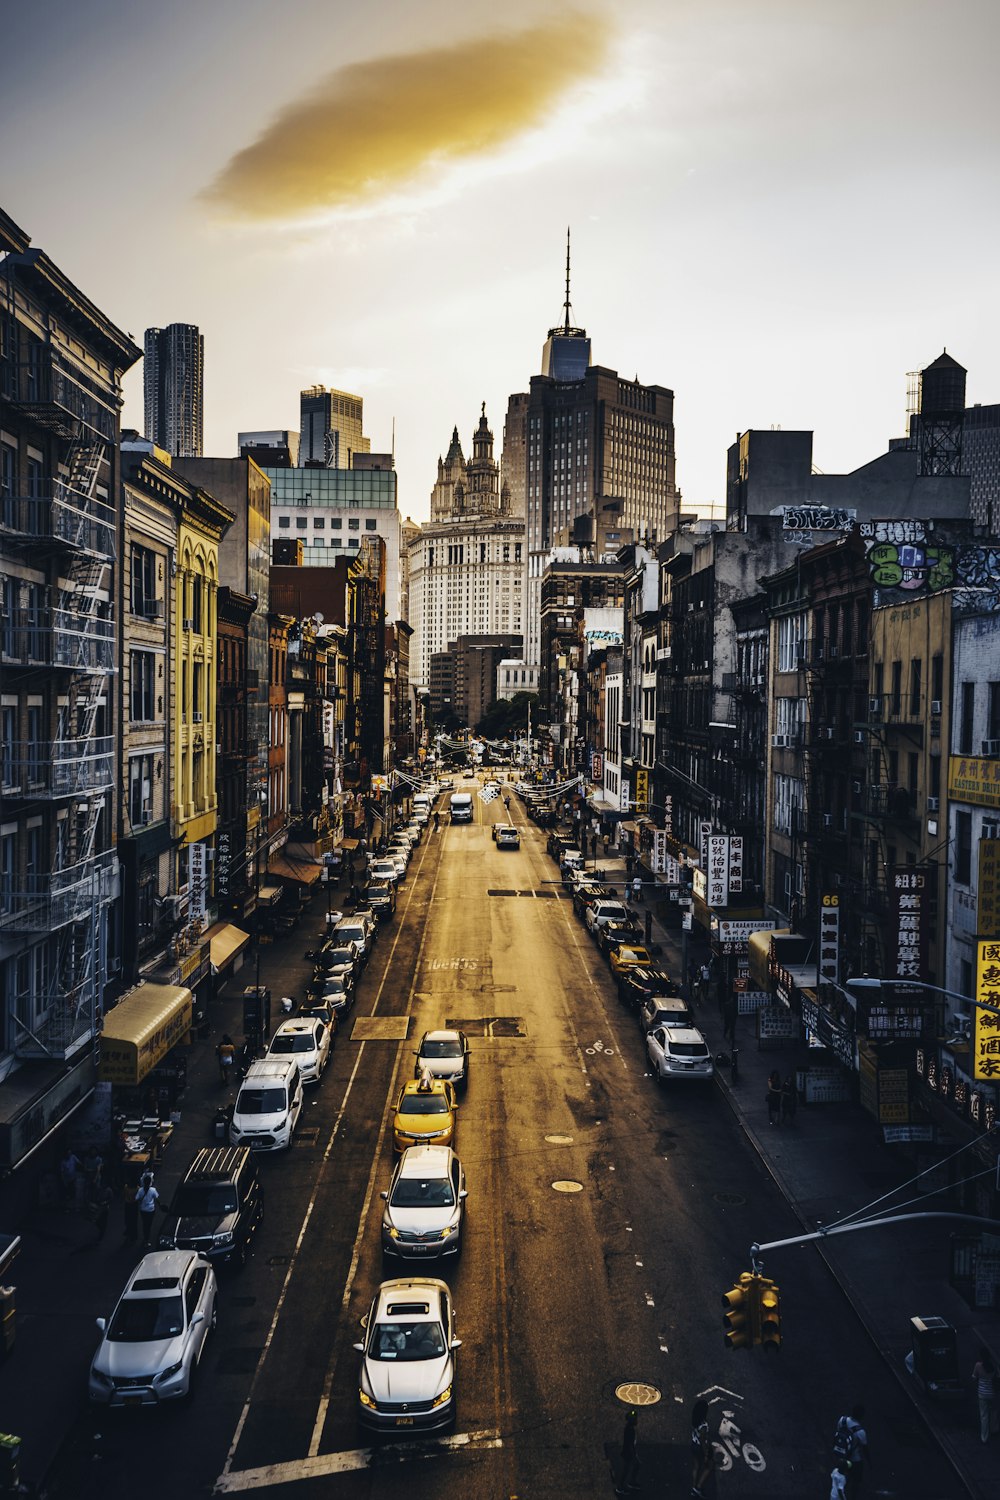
(845, 977, 1000, 1023)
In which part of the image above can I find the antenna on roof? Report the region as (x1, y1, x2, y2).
(563, 226, 572, 333)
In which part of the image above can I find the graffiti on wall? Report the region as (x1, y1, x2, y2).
(859, 521, 1000, 612)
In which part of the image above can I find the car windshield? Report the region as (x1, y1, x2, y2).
(390, 1176, 455, 1208)
(420, 1040, 462, 1058)
(370, 1321, 447, 1360)
(271, 1033, 316, 1055)
(326, 948, 354, 964)
(400, 1094, 449, 1115)
(670, 1042, 710, 1059)
(238, 1087, 286, 1114)
(319, 980, 346, 995)
(173, 1184, 238, 1216)
(109, 1294, 184, 1342)
(336, 927, 365, 945)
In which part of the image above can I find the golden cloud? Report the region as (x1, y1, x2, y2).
(203, 14, 612, 219)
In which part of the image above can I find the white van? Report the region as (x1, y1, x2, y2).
(230, 1058, 303, 1152)
(450, 791, 473, 823)
(412, 793, 432, 816)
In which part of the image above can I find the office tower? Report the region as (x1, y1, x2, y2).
(299, 386, 370, 468)
(505, 235, 680, 666)
(143, 323, 204, 457)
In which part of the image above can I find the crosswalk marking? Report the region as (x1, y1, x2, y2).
(214, 1430, 503, 1493)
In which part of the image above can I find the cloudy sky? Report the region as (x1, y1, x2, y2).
(4, 0, 998, 521)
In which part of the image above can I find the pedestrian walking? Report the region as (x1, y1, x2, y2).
(631, 874, 643, 904)
(89, 1182, 114, 1243)
(690, 1398, 715, 1498)
(781, 1074, 798, 1124)
(972, 1346, 997, 1443)
(58, 1148, 82, 1211)
(83, 1145, 104, 1195)
(135, 1172, 159, 1248)
(625, 853, 635, 879)
(217, 1033, 236, 1085)
(766, 1070, 783, 1125)
(615, 1407, 640, 1494)
(833, 1404, 869, 1498)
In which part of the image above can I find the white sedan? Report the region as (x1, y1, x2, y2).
(268, 1016, 332, 1083)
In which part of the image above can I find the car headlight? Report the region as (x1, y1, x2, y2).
(159, 1361, 184, 1380)
(386, 1225, 400, 1240)
(439, 1222, 459, 1240)
(359, 1388, 377, 1409)
(431, 1385, 453, 1408)
(215, 1231, 234, 1246)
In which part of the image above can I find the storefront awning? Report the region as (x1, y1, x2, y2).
(339, 838, 360, 851)
(207, 922, 250, 976)
(99, 984, 193, 1087)
(749, 928, 785, 992)
(620, 821, 638, 834)
(268, 853, 321, 886)
(257, 884, 283, 907)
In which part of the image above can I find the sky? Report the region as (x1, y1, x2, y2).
(4, 0, 999, 523)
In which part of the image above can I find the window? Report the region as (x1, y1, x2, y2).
(776, 614, 806, 673)
(26, 705, 42, 784)
(191, 575, 203, 633)
(131, 545, 158, 618)
(0, 442, 14, 527)
(128, 754, 154, 826)
(909, 658, 922, 718)
(0, 707, 13, 789)
(130, 651, 156, 721)
(313, 517, 325, 530)
(332, 517, 342, 529)
(278, 516, 290, 529)
(959, 682, 975, 755)
(349, 518, 359, 531)
(988, 683, 1000, 745)
(365, 518, 377, 530)
(296, 517, 307, 530)
(890, 661, 902, 717)
(0, 832, 14, 913)
(931, 653, 943, 706)
(954, 810, 972, 886)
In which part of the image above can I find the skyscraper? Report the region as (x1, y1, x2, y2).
(143, 322, 204, 457)
(503, 234, 680, 666)
(299, 386, 370, 468)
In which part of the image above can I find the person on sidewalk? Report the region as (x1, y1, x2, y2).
(135, 1173, 160, 1248)
(972, 1347, 997, 1442)
(89, 1182, 114, 1243)
(781, 1074, 798, 1124)
(614, 1407, 640, 1494)
(631, 875, 643, 904)
(690, 1398, 715, 1497)
(839, 1404, 868, 1498)
(829, 1462, 848, 1499)
(217, 1034, 236, 1085)
(766, 1071, 783, 1125)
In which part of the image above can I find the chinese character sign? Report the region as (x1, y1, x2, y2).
(700, 821, 712, 876)
(979, 840, 1000, 936)
(707, 835, 730, 909)
(889, 865, 929, 988)
(635, 769, 648, 810)
(216, 832, 231, 899)
(818, 893, 840, 985)
(651, 830, 669, 875)
(663, 795, 673, 834)
(974, 940, 1000, 1082)
(728, 836, 743, 895)
(188, 842, 208, 925)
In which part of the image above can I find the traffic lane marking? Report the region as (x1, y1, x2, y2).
(214, 1430, 503, 1493)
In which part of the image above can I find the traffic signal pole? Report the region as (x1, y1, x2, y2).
(751, 1208, 1000, 1259)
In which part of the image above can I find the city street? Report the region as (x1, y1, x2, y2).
(42, 799, 957, 1499)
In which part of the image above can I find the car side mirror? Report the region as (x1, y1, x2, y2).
(459, 1189, 468, 1200)
(450, 1337, 462, 1349)
(380, 1190, 388, 1200)
(352, 1341, 365, 1353)
(190, 1311, 204, 1328)
(360, 1313, 369, 1329)
(95, 1316, 106, 1332)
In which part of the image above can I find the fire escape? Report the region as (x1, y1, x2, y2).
(0, 300, 120, 1060)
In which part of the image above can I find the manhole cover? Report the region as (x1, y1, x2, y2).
(615, 1382, 661, 1407)
(552, 1180, 584, 1193)
(713, 1191, 747, 1206)
(352, 1016, 411, 1040)
(545, 1134, 574, 1145)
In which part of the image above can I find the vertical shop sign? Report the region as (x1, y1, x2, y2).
(728, 836, 744, 895)
(978, 840, 1000, 936)
(663, 795, 673, 834)
(707, 835, 730, 909)
(889, 865, 930, 989)
(188, 842, 208, 925)
(635, 768, 649, 811)
(818, 892, 840, 985)
(700, 821, 712, 875)
(974, 940, 1000, 1082)
(651, 829, 669, 875)
(216, 832, 231, 899)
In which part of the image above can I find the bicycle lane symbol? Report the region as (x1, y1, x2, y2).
(584, 1039, 615, 1057)
(712, 1410, 766, 1474)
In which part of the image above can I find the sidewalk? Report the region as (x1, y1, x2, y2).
(0, 886, 331, 1493)
(600, 846, 999, 1500)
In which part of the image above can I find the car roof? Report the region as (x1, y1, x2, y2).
(126, 1250, 199, 1288)
(396, 1144, 454, 1177)
(647, 996, 688, 1011)
(420, 1028, 464, 1043)
(375, 1276, 449, 1320)
(661, 1027, 709, 1045)
(273, 1019, 317, 1038)
(244, 1058, 298, 1080)
(400, 1077, 451, 1098)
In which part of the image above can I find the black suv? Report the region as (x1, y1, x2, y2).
(159, 1147, 262, 1268)
(364, 880, 397, 922)
(617, 965, 678, 1011)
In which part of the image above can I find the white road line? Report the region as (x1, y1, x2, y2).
(305, 837, 447, 1457)
(215, 1431, 503, 1493)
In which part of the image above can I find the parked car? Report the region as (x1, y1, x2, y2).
(617, 965, 677, 1011)
(230, 1058, 304, 1152)
(333, 915, 375, 964)
(89, 1250, 217, 1406)
(364, 880, 397, 922)
(596, 917, 644, 956)
(353, 1277, 460, 1435)
(158, 1147, 262, 1269)
(369, 857, 403, 887)
(646, 1025, 714, 1084)
(392, 1076, 458, 1153)
(638, 995, 692, 1034)
(413, 1029, 470, 1092)
(609, 943, 654, 978)
(267, 1016, 331, 1083)
(310, 940, 360, 982)
(404, 820, 423, 844)
(298, 996, 340, 1034)
(380, 1145, 466, 1264)
(309, 975, 353, 1017)
(585, 899, 631, 936)
(572, 882, 610, 918)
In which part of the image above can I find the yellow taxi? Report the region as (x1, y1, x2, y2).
(392, 1075, 458, 1153)
(609, 943, 654, 979)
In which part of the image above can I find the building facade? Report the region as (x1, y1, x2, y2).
(143, 323, 204, 458)
(299, 386, 369, 469)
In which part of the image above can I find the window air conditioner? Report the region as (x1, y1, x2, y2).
(771, 733, 787, 748)
(193, 710, 203, 723)
(869, 696, 882, 716)
(183, 618, 194, 631)
(930, 700, 942, 715)
(823, 813, 833, 828)
(853, 730, 865, 744)
(983, 739, 1000, 757)
(926, 797, 940, 812)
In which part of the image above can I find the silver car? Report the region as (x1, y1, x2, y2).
(354, 1277, 460, 1434)
(381, 1145, 467, 1264)
(413, 1029, 469, 1092)
(89, 1250, 217, 1406)
(646, 1025, 715, 1083)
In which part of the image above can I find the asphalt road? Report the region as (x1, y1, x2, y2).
(52, 795, 959, 1499)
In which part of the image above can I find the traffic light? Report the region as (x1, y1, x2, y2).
(722, 1273, 756, 1350)
(757, 1277, 781, 1352)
